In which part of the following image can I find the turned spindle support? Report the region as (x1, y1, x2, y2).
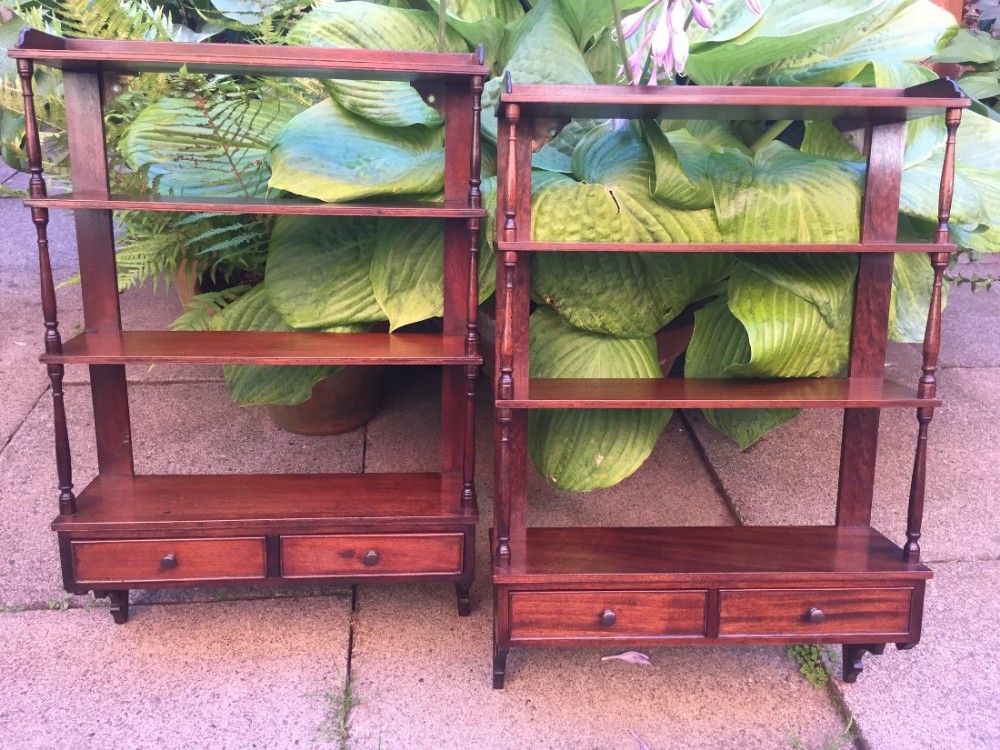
(18, 58, 75, 516)
(493, 95, 522, 566)
(461, 70, 484, 514)
(904, 107, 962, 563)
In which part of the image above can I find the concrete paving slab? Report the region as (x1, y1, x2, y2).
(686, 362, 999, 563)
(1, 192, 86, 440)
(349, 583, 852, 750)
(2, 197, 79, 272)
(1, 167, 28, 191)
(0, 597, 352, 750)
(0, 380, 363, 607)
(838, 561, 1000, 750)
(940, 279, 1000, 369)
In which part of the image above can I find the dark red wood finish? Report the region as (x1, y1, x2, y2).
(24, 193, 485, 217)
(16, 34, 487, 620)
(44, 331, 482, 366)
(11, 29, 486, 80)
(497, 240, 956, 254)
(497, 79, 969, 123)
(492, 81, 965, 687)
(496, 377, 937, 409)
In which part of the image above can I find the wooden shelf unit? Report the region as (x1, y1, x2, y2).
(491, 80, 968, 687)
(12, 30, 488, 622)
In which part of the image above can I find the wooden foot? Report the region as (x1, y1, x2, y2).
(895, 641, 917, 651)
(107, 590, 130, 624)
(842, 643, 886, 682)
(456, 583, 472, 617)
(493, 647, 508, 689)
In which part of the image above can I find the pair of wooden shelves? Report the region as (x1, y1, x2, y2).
(12, 30, 488, 621)
(491, 80, 967, 687)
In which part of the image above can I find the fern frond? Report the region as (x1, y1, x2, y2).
(55, 0, 175, 41)
(171, 284, 253, 332)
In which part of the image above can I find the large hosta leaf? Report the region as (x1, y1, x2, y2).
(371, 218, 496, 331)
(528, 308, 670, 491)
(889, 251, 940, 343)
(686, 0, 888, 85)
(481, 0, 595, 142)
(209, 0, 285, 25)
(725, 256, 856, 378)
(120, 96, 299, 198)
(532, 124, 730, 337)
(211, 286, 333, 407)
(643, 122, 716, 210)
(264, 215, 385, 328)
(951, 166, 1000, 253)
(287, 1, 467, 128)
(268, 98, 445, 202)
(426, 0, 523, 65)
(497, 0, 594, 83)
(685, 297, 799, 449)
(745, 0, 956, 87)
(900, 155, 988, 229)
(709, 142, 863, 243)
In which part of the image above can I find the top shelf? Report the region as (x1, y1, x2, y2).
(499, 80, 969, 123)
(10, 29, 488, 81)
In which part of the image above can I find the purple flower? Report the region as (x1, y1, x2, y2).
(690, 0, 714, 29)
(615, 0, 762, 85)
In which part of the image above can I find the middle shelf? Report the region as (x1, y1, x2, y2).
(495, 377, 938, 409)
(41, 331, 483, 366)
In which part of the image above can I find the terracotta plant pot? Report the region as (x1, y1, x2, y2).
(265, 366, 384, 435)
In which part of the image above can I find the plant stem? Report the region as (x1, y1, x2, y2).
(611, 0, 633, 81)
(751, 119, 792, 151)
(438, 0, 447, 52)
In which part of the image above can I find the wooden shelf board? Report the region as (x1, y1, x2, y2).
(41, 331, 482, 366)
(12, 31, 488, 80)
(497, 241, 956, 255)
(497, 377, 938, 409)
(499, 81, 968, 122)
(493, 526, 931, 584)
(53, 474, 473, 533)
(25, 193, 485, 218)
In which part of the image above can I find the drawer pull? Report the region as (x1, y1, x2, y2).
(599, 609, 617, 627)
(159, 553, 178, 571)
(807, 607, 826, 624)
(362, 549, 380, 567)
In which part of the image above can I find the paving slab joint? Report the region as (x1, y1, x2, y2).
(678, 410, 742, 525)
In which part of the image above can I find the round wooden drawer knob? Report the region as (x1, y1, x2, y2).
(159, 553, 178, 570)
(599, 608, 617, 627)
(808, 607, 826, 624)
(363, 550, 380, 567)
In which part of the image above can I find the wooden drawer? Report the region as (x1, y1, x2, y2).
(510, 590, 707, 640)
(281, 533, 463, 578)
(72, 538, 266, 584)
(719, 588, 912, 637)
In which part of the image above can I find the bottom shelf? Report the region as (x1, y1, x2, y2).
(51, 473, 477, 610)
(492, 526, 929, 654)
(493, 526, 930, 584)
(54, 472, 474, 533)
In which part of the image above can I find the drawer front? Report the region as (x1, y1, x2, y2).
(510, 590, 707, 640)
(72, 538, 266, 584)
(281, 533, 463, 578)
(719, 588, 912, 637)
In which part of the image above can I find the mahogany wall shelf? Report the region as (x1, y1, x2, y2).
(12, 30, 487, 622)
(492, 80, 967, 687)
